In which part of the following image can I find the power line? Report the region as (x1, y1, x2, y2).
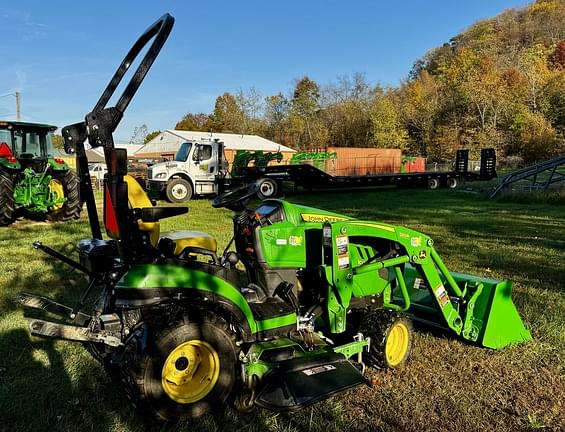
(0, 92, 20, 120)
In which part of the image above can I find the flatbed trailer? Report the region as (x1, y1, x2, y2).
(230, 148, 496, 198)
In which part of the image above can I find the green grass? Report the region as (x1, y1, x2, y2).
(0, 188, 564, 432)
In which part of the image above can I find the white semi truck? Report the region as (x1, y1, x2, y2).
(146, 139, 230, 202)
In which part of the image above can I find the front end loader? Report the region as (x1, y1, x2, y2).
(18, 14, 530, 423)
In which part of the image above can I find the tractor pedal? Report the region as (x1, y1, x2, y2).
(240, 283, 267, 303)
(18, 292, 92, 325)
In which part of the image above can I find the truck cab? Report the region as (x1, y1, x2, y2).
(146, 139, 228, 202)
(88, 163, 108, 181)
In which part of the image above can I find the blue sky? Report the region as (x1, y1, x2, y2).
(2, 0, 529, 142)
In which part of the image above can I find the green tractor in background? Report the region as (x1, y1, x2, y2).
(17, 14, 531, 423)
(0, 121, 82, 226)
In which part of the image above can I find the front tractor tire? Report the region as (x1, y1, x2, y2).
(360, 309, 413, 369)
(166, 178, 193, 203)
(0, 171, 15, 226)
(121, 314, 238, 421)
(46, 170, 82, 222)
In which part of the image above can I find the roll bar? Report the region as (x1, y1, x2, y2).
(61, 14, 174, 240)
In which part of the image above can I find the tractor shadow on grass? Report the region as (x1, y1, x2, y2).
(0, 221, 91, 316)
(0, 327, 164, 432)
(0, 328, 108, 431)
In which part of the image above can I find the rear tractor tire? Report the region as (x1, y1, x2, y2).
(359, 309, 413, 369)
(0, 170, 14, 226)
(46, 170, 82, 222)
(121, 314, 239, 421)
(166, 178, 193, 203)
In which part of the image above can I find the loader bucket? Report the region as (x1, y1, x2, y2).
(398, 267, 531, 349)
(451, 273, 532, 349)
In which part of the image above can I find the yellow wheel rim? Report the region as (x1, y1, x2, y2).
(385, 322, 410, 367)
(49, 179, 65, 210)
(161, 340, 220, 404)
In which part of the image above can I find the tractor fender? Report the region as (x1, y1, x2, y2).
(47, 158, 69, 171)
(0, 158, 20, 170)
(113, 264, 260, 340)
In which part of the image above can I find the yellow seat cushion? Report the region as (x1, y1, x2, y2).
(160, 231, 217, 255)
(123, 176, 217, 256)
(124, 175, 160, 246)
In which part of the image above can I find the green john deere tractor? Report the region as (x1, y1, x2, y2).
(18, 14, 531, 422)
(0, 121, 82, 225)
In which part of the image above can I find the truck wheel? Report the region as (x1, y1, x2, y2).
(121, 314, 238, 421)
(256, 177, 278, 199)
(0, 171, 14, 226)
(427, 178, 440, 190)
(166, 178, 192, 203)
(46, 170, 82, 222)
(359, 309, 413, 369)
(447, 177, 458, 189)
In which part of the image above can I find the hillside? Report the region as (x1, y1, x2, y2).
(173, 0, 565, 166)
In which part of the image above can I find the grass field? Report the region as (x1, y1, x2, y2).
(0, 187, 563, 432)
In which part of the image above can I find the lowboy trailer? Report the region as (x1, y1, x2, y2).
(232, 148, 497, 199)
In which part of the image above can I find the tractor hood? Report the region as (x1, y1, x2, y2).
(274, 200, 352, 225)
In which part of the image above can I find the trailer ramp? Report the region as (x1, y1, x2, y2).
(490, 154, 565, 198)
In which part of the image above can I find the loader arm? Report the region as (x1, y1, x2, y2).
(321, 220, 531, 349)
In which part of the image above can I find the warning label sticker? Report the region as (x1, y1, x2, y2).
(336, 235, 349, 255)
(276, 239, 287, 245)
(434, 285, 450, 307)
(414, 278, 427, 290)
(289, 236, 303, 246)
(338, 255, 350, 269)
(302, 364, 337, 376)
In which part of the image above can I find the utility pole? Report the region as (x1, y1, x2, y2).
(15, 91, 21, 121)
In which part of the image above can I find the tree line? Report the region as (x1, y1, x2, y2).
(166, 0, 565, 165)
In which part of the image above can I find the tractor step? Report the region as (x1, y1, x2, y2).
(255, 352, 367, 411)
(27, 318, 122, 347)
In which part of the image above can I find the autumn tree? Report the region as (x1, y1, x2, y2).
(209, 92, 244, 133)
(144, 130, 161, 143)
(400, 71, 441, 156)
(264, 93, 290, 144)
(322, 73, 373, 147)
(512, 108, 559, 163)
(52, 134, 64, 150)
(235, 87, 266, 135)
(370, 92, 408, 149)
(289, 76, 322, 148)
(175, 113, 211, 131)
(517, 43, 552, 112)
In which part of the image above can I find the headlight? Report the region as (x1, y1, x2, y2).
(155, 173, 166, 179)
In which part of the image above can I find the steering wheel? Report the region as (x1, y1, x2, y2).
(212, 183, 258, 211)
